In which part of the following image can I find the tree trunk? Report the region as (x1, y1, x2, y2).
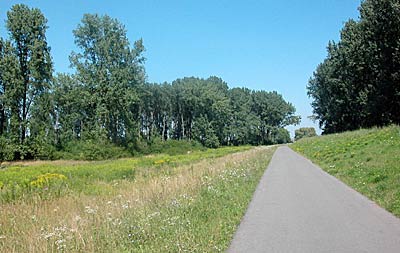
(0, 105, 4, 136)
(162, 115, 166, 141)
(18, 42, 29, 145)
(21, 79, 27, 145)
(181, 113, 185, 139)
(150, 111, 154, 140)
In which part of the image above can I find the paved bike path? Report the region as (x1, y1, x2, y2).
(228, 146, 400, 252)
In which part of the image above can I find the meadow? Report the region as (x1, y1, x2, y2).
(0, 146, 248, 203)
(291, 125, 400, 217)
(0, 146, 276, 252)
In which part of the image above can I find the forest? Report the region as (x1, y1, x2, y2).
(308, 0, 400, 134)
(0, 5, 300, 161)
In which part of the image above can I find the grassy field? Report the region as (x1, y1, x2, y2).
(291, 125, 400, 217)
(0, 146, 249, 203)
(0, 146, 275, 252)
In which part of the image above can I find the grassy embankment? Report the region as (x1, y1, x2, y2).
(291, 125, 400, 217)
(0, 145, 275, 252)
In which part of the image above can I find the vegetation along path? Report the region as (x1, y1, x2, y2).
(228, 146, 400, 252)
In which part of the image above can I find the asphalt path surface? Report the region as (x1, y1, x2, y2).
(228, 146, 400, 253)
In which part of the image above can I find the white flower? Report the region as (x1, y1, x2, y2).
(170, 199, 180, 207)
(84, 206, 97, 214)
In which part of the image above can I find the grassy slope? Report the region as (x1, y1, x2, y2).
(0, 146, 275, 252)
(291, 125, 400, 217)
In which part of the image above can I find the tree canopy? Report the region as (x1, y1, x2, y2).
(0, 4, 53, 159)
(0, 5, 300, 161)
(308, 0, 400, 134)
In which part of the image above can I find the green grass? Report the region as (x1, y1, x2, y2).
(0, 145, 250, 203)
(291, 125, 400, 216)
(0, 146, 275, 252)
(91, 147, 275, 252)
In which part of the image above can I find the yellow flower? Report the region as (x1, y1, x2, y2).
(30, 173, 67, 188)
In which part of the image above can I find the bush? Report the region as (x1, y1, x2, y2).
(295, 127, 317, 141)
(0, 137, 16, 161)
(55, 140, 131, 160)
(204, 132, 220, 148)
(28, 135, 57, 160)
(133, 137, 205, 156)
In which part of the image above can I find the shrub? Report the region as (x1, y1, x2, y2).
(134, 137, 205, 155)
(295, 127, 317, 141)
(56, 140, 131, 160)
(0, 137, 16, 161)
(28, 135, 57, 160)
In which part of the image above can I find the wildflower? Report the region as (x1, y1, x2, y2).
(121, 201, 130, 209)
(42, 232, 55, 240)
(112, 218, 122, 226)
(84, 206, 97, 214)
(147, 212, 160, 219)
(170, 198, 180, 208)
(55, 238, 66, 250)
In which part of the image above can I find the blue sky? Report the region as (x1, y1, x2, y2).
(0, 0, 361, 135)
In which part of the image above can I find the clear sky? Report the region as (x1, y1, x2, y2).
(0, 0, 361, 136)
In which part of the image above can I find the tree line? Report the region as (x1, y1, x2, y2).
(0, 4, 300, 160)
(308, 0, 400, 134)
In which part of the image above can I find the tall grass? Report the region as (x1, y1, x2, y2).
(0, 146, 275, 252)
(291, 125, 400, 216)
(0, 146, 250, 203)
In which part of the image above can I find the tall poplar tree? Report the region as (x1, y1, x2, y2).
(5, 4, 53, 146)
(70, 14, 145, 144)
(309, 0, 400, 133)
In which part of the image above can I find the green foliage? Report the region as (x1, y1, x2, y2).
(294, 127, 317, 141)
(292, 125, 400, 217)
(309, 0, 400, 133)
(68, 13, 145, 145)
(5, 4, 53, 144)
(1, 5, 300, 161)
(133, 138, 205, 155)
(192, 115, 220, 148)
(0, 137, 17, 161)
(273, 128, 292, 144)
(0, 4, 53, 160)
(143, 78, 299, 147)
(55, 140, 131, 160)
(227, 88, 255, 145)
